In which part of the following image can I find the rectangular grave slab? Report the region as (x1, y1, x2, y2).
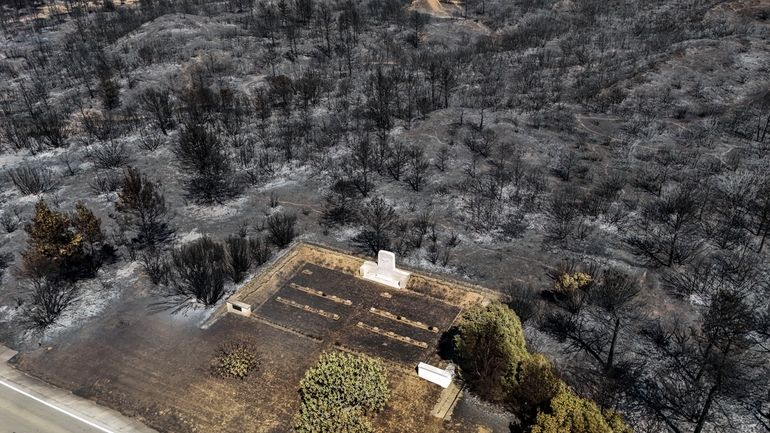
(418, 362, 454, 388)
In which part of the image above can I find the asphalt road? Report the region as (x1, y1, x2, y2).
(0, 381, 106, 433)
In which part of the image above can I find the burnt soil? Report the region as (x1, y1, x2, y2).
(11, 253, 492, 433)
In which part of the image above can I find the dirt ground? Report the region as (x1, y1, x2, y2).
(13, 301, 317, 433)
(10, 243, 503, 433)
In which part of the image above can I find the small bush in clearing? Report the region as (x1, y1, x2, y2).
(210, 342, 260, 380)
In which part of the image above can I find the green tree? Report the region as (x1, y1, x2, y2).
(454, 302, 528, 401)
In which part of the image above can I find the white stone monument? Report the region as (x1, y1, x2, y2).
(417, 362, 454, 388)
(360, 250, 411, 289)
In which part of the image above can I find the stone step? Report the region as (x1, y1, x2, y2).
(430, 381, 462, 420)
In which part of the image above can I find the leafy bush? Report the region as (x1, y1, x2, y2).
(295, 400, 373, 433)
(529, 389, 631, 433)
(453, 299, 626, 431)
(454, 302, 528, 401)
(266, 212, 297, 248)
(295, 351, 389, 433)
(211, 342, 260, 380)
(169, 237, 227, 306)
(7, 166, 59, 195)
(510, 354, 564, 423)
(554, 271, 593, 295)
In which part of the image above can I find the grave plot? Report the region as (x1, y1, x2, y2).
(369, 289, 462, 331)
(361, 309, 439, 344)
(249, 259, 461, 365)
(253, 294, 347, 339)
(275, 283, 353, 317)
(290, 263, 462, 330)
(288, 263, 377, 301)
(339, 296, 454, 364)
(338, 322, 429, 365)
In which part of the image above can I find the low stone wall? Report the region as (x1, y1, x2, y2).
(211, 241, 499, 329)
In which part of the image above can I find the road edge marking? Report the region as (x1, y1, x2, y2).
(0, 377, 117, 433)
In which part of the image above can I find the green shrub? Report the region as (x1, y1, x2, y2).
(529, 389, 631, 433)
(211, 342, 260, 380)
(454, 301, 528, 401)
(510, 353, 564, 422)
(295, 351, 389, 433)
(295, 400, 373, 433)
(554, 271, 593, 295)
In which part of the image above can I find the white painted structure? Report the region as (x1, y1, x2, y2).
(226, 300, 252, 317)
(360, 250, 411, 289)
(417, 362, 454, 388)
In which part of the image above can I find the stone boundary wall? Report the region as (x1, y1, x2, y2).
(204, 241, 502, 329)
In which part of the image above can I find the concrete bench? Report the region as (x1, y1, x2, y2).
(418, 362, 454, 388)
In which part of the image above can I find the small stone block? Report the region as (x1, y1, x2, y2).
(227, 300, 252, 317)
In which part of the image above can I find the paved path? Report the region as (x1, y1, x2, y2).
(0, 345, 157, 433)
